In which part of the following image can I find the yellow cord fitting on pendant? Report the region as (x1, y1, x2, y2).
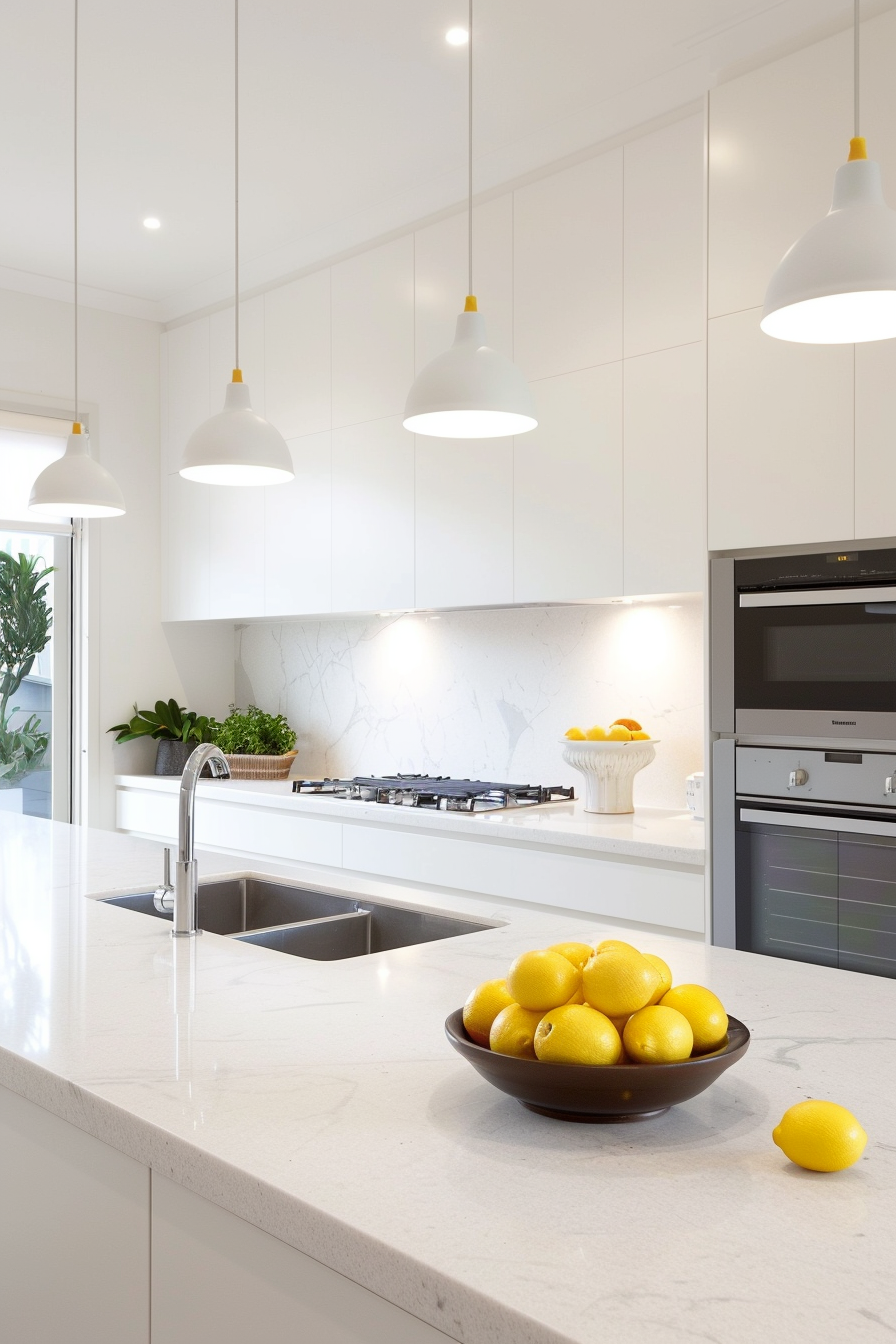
(464, 295, 478, 312)
(848, 136, 868, 161)
(232, 368, 243, 382)
(72, 421, 82, 434)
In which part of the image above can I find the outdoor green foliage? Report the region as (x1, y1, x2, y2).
(0, 551, 54, 788)
(108, 699, 220, 745)
(213, 705, 296, 756)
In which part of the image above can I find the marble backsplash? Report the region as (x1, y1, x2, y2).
(235, 599, 704, 811)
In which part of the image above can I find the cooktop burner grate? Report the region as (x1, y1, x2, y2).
(292, 774, 575, 812)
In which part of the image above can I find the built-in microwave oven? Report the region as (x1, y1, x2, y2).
(733, 547, 896, 741)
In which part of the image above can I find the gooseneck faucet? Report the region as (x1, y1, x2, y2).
(153, 743, 231, 936)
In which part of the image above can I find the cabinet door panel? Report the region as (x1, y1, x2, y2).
(265, 270, 331, 439)
(708, 308, 853, 551)
(165, 472, 210, 620)
(332, 236, 414, 428)
(265, 431, 332, 616)
(332, 416, 414, 613)
(624, 342, 705, 596)
(514, 363, 623, 603)
(208, 481, 265, 619)
(0, 1084, 149, 1344)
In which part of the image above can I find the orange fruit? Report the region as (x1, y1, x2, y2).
(612, 718, 642, 732)
(462, 979, 516, 1047)
(506, 949, 579, 1012)
(489, 1004, 544, 1059)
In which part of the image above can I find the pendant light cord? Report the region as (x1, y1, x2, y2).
(854, 0, 860, 139)
(234, 0, 240, 372)
(73, 0, 79, 425)
(467, 0, 473, 297)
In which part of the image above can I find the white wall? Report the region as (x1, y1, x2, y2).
(0, 287, 232, 828)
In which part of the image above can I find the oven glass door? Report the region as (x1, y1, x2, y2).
(735, 595, 896, 712)
(736, 812, 896, 977)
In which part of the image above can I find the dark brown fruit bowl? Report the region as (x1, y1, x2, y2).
(445, 1009, 750, 1122)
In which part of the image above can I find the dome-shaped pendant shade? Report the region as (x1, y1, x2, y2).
(29, 426, 126, 518)
(761, 154, 896, 343)
(180, 377, 294, 486)
(403, 310, 537, 438)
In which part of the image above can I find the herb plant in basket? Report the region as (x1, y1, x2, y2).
(213, 705, 297, 780)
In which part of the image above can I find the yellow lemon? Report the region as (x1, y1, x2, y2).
(643, 953, 673, 1004)
(623, 1005, 694, 1063)
(773, 1101, 867, 1172)
(534, 1004, 622, 1066)
(565, 726, 586, 740)
(550, 940, 594, 970)
(595, 938, 640, 955)
(661, 984, 728, 1054)
(506, 949, 580, 1012)
(565, 985, 585, 1005)
(585, 724, 608, 740)
(582, 948, 661, 1017)
(462, 979, 516, 1048)
(607, 724, 633, 741)
(611, 718, 642, 732)
(489, 1004, 544, 1059)
(631, 730, 651, 740)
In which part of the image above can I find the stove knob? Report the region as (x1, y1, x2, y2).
(885, 777, 895, 796)
(789, 768, 809, 788)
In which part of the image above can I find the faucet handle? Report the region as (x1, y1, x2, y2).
(208, 753, 231, 779)
(154, 846, 175, 914)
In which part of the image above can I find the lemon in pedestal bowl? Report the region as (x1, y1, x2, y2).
(561, 726, 657, 814)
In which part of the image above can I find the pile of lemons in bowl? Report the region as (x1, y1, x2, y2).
(463, 938, 728, 1066)
(565, 717, 651, 742)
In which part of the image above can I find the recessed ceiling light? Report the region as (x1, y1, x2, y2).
(445, 27, 468, 45)
(143, 217, 161, 230)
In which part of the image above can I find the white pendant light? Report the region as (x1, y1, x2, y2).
(180, 0, 293, 486)
(30, 0, 126, 519)
(761, 0, 896, 344)
(403, 0, 536, 438)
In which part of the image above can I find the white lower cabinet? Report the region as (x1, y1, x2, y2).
(151, 1175, 452, 1344)
(0, 1084, 150, 1344)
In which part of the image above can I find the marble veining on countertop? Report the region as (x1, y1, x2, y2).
(1, 812, 894, 1344)
(115, 774, 705, 867)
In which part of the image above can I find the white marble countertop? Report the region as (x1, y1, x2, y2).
(1, 812, 893, 1344)
(115, 774, 705, 868)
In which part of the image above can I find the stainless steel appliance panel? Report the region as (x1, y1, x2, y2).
(736, 745, 896, 809)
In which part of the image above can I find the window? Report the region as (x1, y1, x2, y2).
(0, 411, 76, 821)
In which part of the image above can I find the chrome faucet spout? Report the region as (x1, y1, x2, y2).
(173, 743, 231, 937)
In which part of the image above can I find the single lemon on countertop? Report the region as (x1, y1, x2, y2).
(643, 953, 673, 1004)
(585, 724, 608, 740)
(534, 1004, 622, 1066)
(506, 949, 580, 1012)
(611, 718, 642, 732)
(624, 1005, 694, 1063)
(565, 726, 586, 740)
(661, 984, 728, 1054)
(462, 979, 516, 1047)
(631, 730, 651, 740)
(595, 938, 640, 955)
(772, 1101, 867, 1172)
(489, 1004, 544, 1059)
(607, 724, 633, 741)
(550, 940, 594, 970)
(582, 947, 661, 1017)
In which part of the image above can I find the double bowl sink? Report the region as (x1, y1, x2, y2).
(102, 877, 494, 961)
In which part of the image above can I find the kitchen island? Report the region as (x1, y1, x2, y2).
(0, 811, 893, 1344)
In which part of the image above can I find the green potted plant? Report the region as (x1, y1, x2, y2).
(0, 551, 54, 802)
(108, 700, 220, 776)
(213, 705, 297, 780)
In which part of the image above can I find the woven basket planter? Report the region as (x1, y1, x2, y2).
(223, 751, 298, 781)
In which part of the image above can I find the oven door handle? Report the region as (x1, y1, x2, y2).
(738, 584, 896, 608)
(739, 806, 896, 837)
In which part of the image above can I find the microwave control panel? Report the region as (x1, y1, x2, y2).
(736, 745, 896, 808)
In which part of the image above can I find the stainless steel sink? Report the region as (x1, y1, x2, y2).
(101, 877, 495, 960)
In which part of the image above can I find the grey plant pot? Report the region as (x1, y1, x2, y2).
(154, 740, 203, 776)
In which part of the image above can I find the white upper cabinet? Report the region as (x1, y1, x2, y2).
(413, 196, 513, 373)
(708, 308, 854, 551)
(414, 438, 513, 610)
(165, 473, 210, 621)
(331, 236, 415, 428)
(513, 150, 623, 382)
(264, 270, 332, 439)
(624, 115, 704, 358)
(708, 28, 850, 319)
(331, 416, 414, 613)
(210, 296, 265, 409)
(514, 363, 623, 603)
(208, 482, 265, 619)
(264, 431, 332, 617)
(166, 318, 209, 475)
(623, 342, 705, 596)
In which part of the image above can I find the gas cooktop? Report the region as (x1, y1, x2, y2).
(292, 775, 575, 813)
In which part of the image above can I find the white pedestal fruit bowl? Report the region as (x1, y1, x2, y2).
(560, 738, 658, 814)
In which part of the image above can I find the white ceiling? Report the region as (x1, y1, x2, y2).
(0, 0, 875, 323)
